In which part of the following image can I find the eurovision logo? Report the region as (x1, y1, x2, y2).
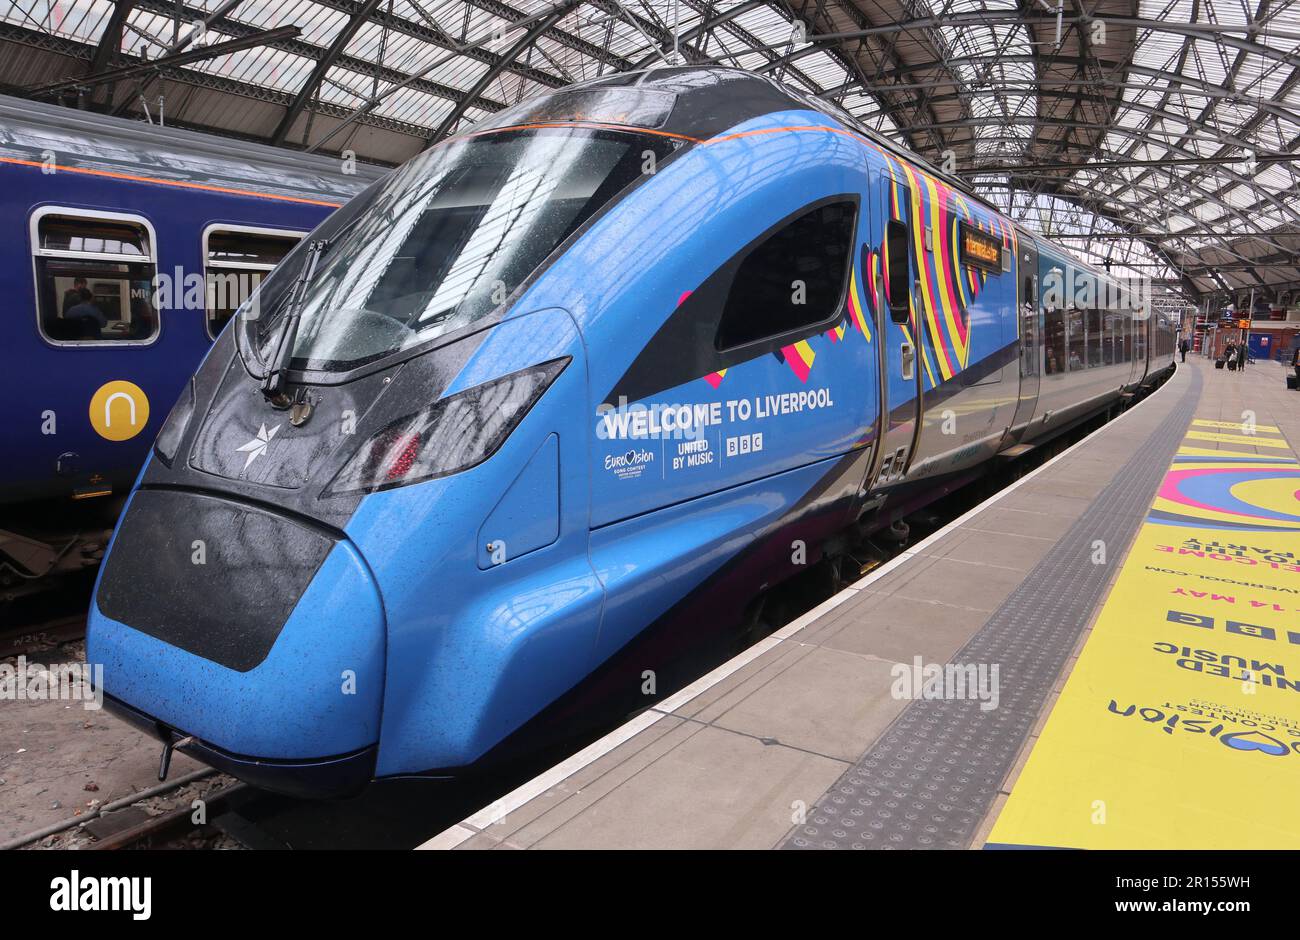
(1106, 698, 1299, 757)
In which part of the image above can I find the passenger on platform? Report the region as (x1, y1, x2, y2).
(1179, 338, 1189, 362)
(1236, 343, 1247, 373)
(1291, 344, 1300, 388)
(1223, 341, 1236, 371)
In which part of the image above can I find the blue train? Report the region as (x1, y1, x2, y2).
(87, 67, 1176, 797)
(0, 94, 382, 600)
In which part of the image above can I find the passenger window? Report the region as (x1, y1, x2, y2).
(884, 218, 911, 324)
(204, 228, 303, 339)
(1086, 308, 1102, 367)
(1044, 305, 1066, 375)
(1066, 307, 1085, 371)
(33, 212, 158, 344)
(1020, 277, 1037, 377)
(714, 200, 855, 350)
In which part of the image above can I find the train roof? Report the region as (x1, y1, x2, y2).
(476, 66, 1004, 220)
(0, 93, 387, 204)
(450, 67, 1131, 290)
(474, 66, 1138, 287)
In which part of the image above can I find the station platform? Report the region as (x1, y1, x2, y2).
(421, 356, 1300, 850)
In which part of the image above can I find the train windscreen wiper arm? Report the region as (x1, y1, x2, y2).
(260, 237, 327, 402)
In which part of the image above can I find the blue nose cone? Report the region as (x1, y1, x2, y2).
(87, 489, 386, 794)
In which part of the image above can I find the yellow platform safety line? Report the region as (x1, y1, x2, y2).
(1192, 418, 1282, 434)
(1184, 429, 1292, 448)
(1175, 446, 1298, 462)
(989, 422, 1300, 849)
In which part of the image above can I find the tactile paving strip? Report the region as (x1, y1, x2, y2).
(781, 368, 1203, 849)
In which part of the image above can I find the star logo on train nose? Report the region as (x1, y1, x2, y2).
(236, 422, 281, 469)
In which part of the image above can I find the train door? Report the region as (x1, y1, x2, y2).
(1135, 308, 1149, 380)
(869, 172, 922, 487)
(1008, 238, 1040, 436)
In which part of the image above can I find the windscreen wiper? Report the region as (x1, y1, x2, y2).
(260, 237, 328, 403)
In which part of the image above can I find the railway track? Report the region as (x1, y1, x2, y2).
(2, 614, 86, 658)
(1, 568, 95, 655)
(84, 782, 251, 850)
(69, 777, 488, 850)
(2, 773, 303, 851)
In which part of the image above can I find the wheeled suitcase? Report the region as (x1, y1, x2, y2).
(1215, 359, 1225, 369)
(1288, 373, 1299, 390)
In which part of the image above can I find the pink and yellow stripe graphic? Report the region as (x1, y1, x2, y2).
(775, 339, 816, 382)
(846, 266, 873, 340)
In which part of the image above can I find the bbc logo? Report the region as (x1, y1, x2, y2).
(726, 432, 763, 457)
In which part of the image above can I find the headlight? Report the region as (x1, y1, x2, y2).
(153, 378, 196, 467)
(322, 358, 569, 497)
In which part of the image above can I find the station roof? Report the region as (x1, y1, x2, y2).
(2, 0, 1297, 305)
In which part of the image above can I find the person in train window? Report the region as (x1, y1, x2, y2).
(61, 276, 89, 314)
(64, 287, 107, 339)
(127, 296, 157, 340)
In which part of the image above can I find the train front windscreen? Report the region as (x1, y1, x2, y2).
(238, 126, 678, 377)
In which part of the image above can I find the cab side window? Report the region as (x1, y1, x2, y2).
(204, 228, 303, 339)
(34, 212, 158, 344)
(714, 200, 856, 350)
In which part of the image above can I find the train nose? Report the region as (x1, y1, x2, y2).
(87, 488, 385, 798)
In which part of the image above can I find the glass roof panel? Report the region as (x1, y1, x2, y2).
(4, 0, 1295, 296)
(7, 0, 114, 43)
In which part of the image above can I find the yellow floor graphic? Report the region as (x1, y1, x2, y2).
(1183, 429, 1291, 448)
(1191, 419, 1282, 434)
(988, 420, 1300, 848)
